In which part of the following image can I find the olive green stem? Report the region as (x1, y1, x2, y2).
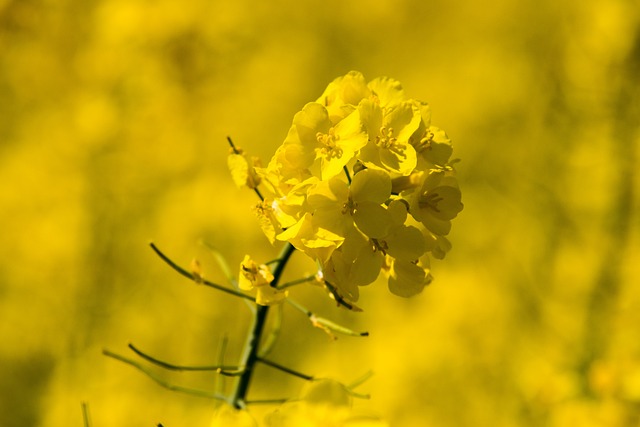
(81, 402, 91, 427)
(149, 242, 255, 302)
(230, 242, 296, 408)
(102, 349, 228, 401)
(128, 343, 239, 372)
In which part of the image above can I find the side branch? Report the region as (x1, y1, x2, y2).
(257, 357, 314, 381)
(103, 349, 228, 401)
(323, 281, 360, 311)
(149, 242, 255, 302)
(128, 343, 241, 372)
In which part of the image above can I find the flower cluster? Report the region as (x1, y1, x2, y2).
(231, 71, 463, 305)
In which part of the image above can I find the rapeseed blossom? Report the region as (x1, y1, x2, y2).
(230, 71, 463, 307)
(238, 255, 287, 305)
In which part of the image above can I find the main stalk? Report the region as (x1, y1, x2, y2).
(231, 242, 295, 408)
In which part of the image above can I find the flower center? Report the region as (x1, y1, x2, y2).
(414, 130, 434, 153)
(371, 238, 388, 254)
(375, 126, 398, 149)
(418, 191, 444, 213)
(316, 128, 344, 160)
(341, 196, 357, 215)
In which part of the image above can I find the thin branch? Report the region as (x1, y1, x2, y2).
(345, 389, 371, 399)
(227, 136, 264, 201)
(128, 343, 240, 372)
(201, 240, 256, 314)
(149, 242, 255, 302)
(277, 274, 318, 290)
(245, 398, 290, 405)
(216, 368, 246, 377)
(214, 335, 229, 399)
(81, 402, 91, 427)
(258, 303, 283, 358)
(347, 370, 374, 390)
(227, 136, 241, 154)
(323, 281, 360, 311)
(343, 165, 352, 184)
(286, 298, 311, 316)
(103, 349, 228, 401)
(286, 299, 369, 338)
(200, 240, 237, 287)
(257, 357, 314, 381)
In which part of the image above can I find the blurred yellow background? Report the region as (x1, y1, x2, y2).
(1, 0, 639, 425)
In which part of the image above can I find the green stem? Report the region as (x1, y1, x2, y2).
(230, 242, 296, 408)
(149, 243, 255, 302)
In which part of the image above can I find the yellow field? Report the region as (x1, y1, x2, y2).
(1, 0, 639, 425)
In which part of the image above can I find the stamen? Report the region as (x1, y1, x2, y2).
(419, 191, 444, 213)
(316, 128, 344, 160)
(341, 197, 357, 215)
(375, 126, 398, 149)
(414, 130, 435, 153)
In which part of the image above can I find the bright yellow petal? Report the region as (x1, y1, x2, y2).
(367, 76, 405, 107)
(386, 101, 421, 142)
(385, 225, 426, 261)
(227, 153, 250, 188)
(353, 201, 392, 238)
(292, 102, 331, 143)
(358, 98, 383, 139)
(256, 285, 288, 306)
(387, 199, 408, 225)
(350, 244, 383, 286)
(379, 140, 417, 175)
(350, 168, 391, 204)
(387, 259, 431, 298)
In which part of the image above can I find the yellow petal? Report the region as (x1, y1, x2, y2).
(256, 285, 288, 306)
(385, 225, 426, 261)
(227, 153, 250, 188)
(387, 259, 432, 297)
(367, 76, 405, 107)
(350, 168, 391, 204)
(353, 201, 392, 238)
(292, 102, 331, 143)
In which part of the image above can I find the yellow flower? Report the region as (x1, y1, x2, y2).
(227, 148, 262, 189)
(277, 212, 344, 263)
(306, 168, 393, 239)
(321, 228, 385, 302)
(317, 70, 371, 124)
(239, 255, 274, 290)
(413, 125, 454, 169)
(367, 76, 406, 108)
(259, 138, 314, 195)
(279, 102, 368, 180)
(358, 99, 421, 175)
(253, 200, 281, 244)
(385, 256, 433, 298)
(238, 255, 287, 306)
(251, 71, 463, 301)
(407, 171, 463, 237)
(377, 199, 426, 261)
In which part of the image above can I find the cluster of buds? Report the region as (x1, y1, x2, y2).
(229, 71, 463, 306)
